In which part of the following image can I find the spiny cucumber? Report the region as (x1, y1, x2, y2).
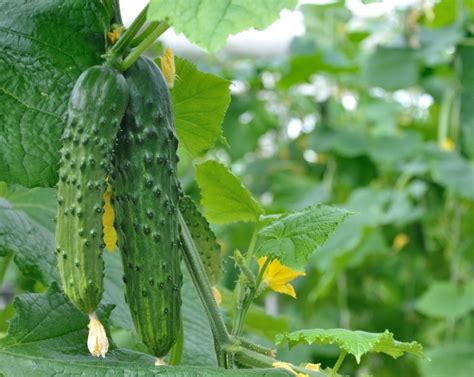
(111, 56, 182, 358)
(55, 65, 128, 356)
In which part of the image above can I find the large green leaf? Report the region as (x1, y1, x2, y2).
(195, 160, 262, 224)
(0, 187, 58, 285)
(416, 280, 474, 320)
(256, 205, 351, 271)
(419, 343, 474, 377)
(362, 47, 419, 91)
(0, 0, 109, 187)
(148, 0, 297, 52)
(171, 57, 231, 156)
(0, 286, 289, 376)
(276, 328, 424, 364)
(0, 184, 133, 331)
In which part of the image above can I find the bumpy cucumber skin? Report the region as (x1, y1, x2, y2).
(179, 195, 222, 286)
(111, 57, 183, 357)
(56, 66, 129, 314)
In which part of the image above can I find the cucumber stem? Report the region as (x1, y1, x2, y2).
(178, 211, 233, 367)
(119, 21, 170, 72)
(131, 21, 161, 47)
(234, 347, 325, 376)
(106, 4, 148, 61)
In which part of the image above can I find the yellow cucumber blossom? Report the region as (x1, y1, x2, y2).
(102, 181, 117, 252)
(304, 362, 321, 371)
(440, 137, 455, 151)
(273, 361, 298, 375)
(211, 286, 222, 305)
(87, 313, 109, 358)
(107, 25, 124, 45)
(258, 257, 305, 298)
(160, 48, 176, 89)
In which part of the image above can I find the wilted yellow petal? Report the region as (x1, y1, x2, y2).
(102, 182, 117, 252)
(107, 26, 124, 45)
(154, 357, 167, 366)
(258, 257, 305, 298)
(440, 138, 455, 151)
(211, 286, 222, 305)
(272, 361, 297, 375)
(304, 362, 321, 371)
(87, 314, 109, 358)
(160, 48, 176, 88)
(393, 233, 409, 251)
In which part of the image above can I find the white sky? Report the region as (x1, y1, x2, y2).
(119, 0, 425, 57)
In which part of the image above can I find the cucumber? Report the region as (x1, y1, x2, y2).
(111, 56, 182, 357)
(179, 195, 222, 286)
(56, 65, 128, 315)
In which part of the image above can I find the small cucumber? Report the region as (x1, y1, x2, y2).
(111, 56, 182, 357)
(56, 65, 128, 314)
(179, 195, 222, 286)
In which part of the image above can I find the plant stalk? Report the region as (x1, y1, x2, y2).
(107, 4, 148, 60)
(119, 21, 169, 71)
(131, 21, 161, 47)
(331, 350, 347, 376)
(179, 211, 234, 367)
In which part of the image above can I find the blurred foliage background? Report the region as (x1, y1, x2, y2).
(1, 0, 473, 375)
(177, 0, 474, 375)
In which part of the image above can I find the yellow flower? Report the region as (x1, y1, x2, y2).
(440, 138, 455, 151)
(102, 181, 117, 252)
(211, 286, 222, 305)
(273, 361, 298, 375)
(107, 26, 124, 45)
(160, 48, 176, 89)
(304, 362, 321, 371)
(258, 257, 305, 298)
(393, 233, 409, 251)
(87, 313, 109, 358)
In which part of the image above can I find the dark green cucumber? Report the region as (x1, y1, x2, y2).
(179, 195, 222, 286)
(111, 56, 182, 357)
(56, 66, 129, 314)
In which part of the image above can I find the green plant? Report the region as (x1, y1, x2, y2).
(1, 0, 472, 376)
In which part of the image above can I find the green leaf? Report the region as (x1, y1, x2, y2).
(179, 195, 223, 286)
(416, 280, 474, 320)
(171, 57, 231, 156)
(148, 0, 297, 52)
(0, 0, 109, 187)
(0, 185, 133, 331)
(256, 205, 351, 271)
(431, 154, 474, 200)
(181, 268, 217, 366)
(102, 252, 133, 331)
(419, 343, 474, 377)
(362, 47, 419, 91)
(0, 190, 58, 285)
(195, 160, 262, 224)
(276, 328, 424, 364)
(0, 286, 289, 376)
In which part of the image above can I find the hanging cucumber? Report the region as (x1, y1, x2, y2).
(111, 56, 183, 358)
(55, 65, 129, 357)
(179, 195, 222, 286)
